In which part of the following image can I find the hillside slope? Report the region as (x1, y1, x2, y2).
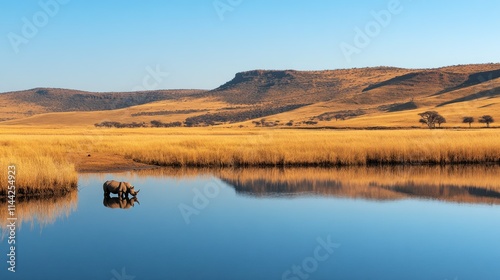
(0, 88, 204, 121)
(2, 63, 500, 127)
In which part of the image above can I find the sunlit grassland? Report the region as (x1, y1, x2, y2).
(79, 127, 500, 167)
(1, 126, 499, 194)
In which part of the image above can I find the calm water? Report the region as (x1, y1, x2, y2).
(2, 166, 500, 280)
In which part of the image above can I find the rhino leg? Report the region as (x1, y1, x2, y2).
(103, 182, 111, 197)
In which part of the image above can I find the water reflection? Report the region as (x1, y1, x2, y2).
(3, 166, 500, 280)
(215, 165, 500, 204)
(7, 165, 497, 234)
(0, 191, 78, 233)
(103, 196, 140, 209)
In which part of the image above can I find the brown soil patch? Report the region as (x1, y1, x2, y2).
(67, 152, 158, 173)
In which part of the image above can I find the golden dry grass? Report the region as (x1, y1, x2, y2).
(92, 128, 500, 167)
(0, 126, 499, 193)
(0, 135, 78, 196)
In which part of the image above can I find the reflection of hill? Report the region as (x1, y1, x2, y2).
(0, 191, 78, 233)
(216, 166, 500, 205)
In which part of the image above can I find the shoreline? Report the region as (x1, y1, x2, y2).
(1, 128, 499, 197)
(2, 159, 499, 198)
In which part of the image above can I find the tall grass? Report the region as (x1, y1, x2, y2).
(0, 137, 78, 196)
(0, 127, 499, 193)
(108, 129, 500, 167)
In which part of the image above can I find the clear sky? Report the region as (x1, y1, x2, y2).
(1, 0, 500, 93)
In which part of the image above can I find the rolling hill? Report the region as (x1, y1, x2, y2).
(0, 88, 204, 122)
(1, 63, 500, 127)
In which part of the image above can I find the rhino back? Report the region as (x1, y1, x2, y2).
(104, 180, 121, 191)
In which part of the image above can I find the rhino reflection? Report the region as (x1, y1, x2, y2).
(103, 196, 140, 209)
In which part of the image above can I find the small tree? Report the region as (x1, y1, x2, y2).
(418, 111, 444, 129)
(436, 115, 446, 128)
(479, 115, 494, 128)
(462, 117, 474, 128)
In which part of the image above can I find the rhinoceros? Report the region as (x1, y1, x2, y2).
(103, 196, 139, 209)
(103, 180, 140, 198)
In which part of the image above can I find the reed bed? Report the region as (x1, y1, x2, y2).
(105, 129, 500, 167)
(0, 136, 78, 196)
(0, 127, 499, 193)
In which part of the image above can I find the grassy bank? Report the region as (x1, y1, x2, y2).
(116, 129, 500, 167)
(0, 140, 78, 196)
(1, 127, 499, 194)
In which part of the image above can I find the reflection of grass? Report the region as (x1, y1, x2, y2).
(217, 165, 500, 191)
(0, 191, 78, 232)
(1, 127, 500, 192)
(86, 165, 500, 205)
(216, 166, 500, 204)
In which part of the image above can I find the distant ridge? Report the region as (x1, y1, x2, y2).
(206, 63, 500, 106)
(0, 88, 204, 120)
(1, 63, 500, 126)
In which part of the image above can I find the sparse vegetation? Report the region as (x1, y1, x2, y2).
(94, 121, 147, 128)
(418, 111, 445, 129)
(314, 110, 365, 121)
(463, 117, 474, 128)
(131, 109, 204, 117)
(479, 115, 494, 128)
(150, 120, 183, 128)
(436, 115, 446, 128)
(185, 104, 308, 127)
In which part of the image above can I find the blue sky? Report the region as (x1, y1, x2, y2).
(1, 0, 500, 93)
